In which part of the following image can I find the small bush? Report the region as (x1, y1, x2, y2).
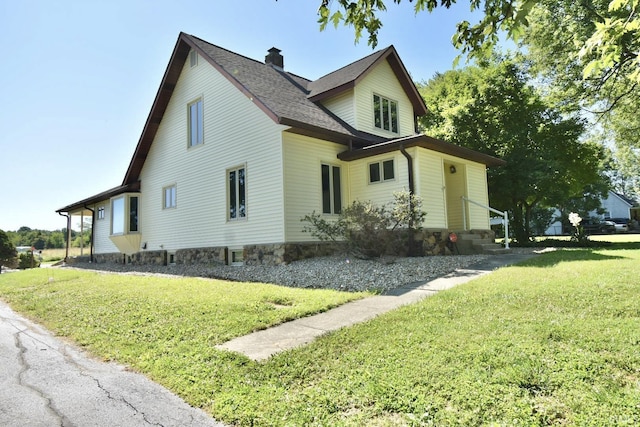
(302, 191, 426, 259)
(18, 252, 40, 269)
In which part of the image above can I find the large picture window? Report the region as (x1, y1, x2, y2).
(110, 195, 139, 235)
(373, 94, 398, 133)
(188, 98, 203, 147)
(321, 164, 341, 214)
(228, 166, 246, 220)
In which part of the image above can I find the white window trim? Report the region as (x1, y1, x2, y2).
(368, 159, 396, 184)
(163, 184, 177, 209)
(229, 248, 244, 266)
(189, 50, 198, 68)
(110, 194, 140, 236)
(373, 93, 399, 134)
(321, 163, 342, 215)
(187, 97, 204, 148)
(227, 164, 247, 221)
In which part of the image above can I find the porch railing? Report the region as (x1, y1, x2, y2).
(461, 196, 510, 249)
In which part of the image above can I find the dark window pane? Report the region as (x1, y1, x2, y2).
(238, 168, 246, 218)
(129, 197, 138, 232)
(322, 164, 331, 214)
(229, 170, 236, 219)
(390, 101, 398, 133)
(383, 160, 394, 180)
(369, 163, 380, 182)
(373, 95, 381, 129)
(332, 166, 341, 214)
(382, 99, 390, 130)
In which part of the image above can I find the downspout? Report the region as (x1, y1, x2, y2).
(84, 205, 95, 263)
(58, 212, 71, 263)
(399, 144, 416, 255)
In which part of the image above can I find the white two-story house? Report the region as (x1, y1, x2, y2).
(57, 32, 504, 265)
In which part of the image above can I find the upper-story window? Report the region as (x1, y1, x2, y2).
(373, 94, 398, 133)
(369, 159, 395, 183)
(189, 50, 198, 68)
(188, 98, 203, 147)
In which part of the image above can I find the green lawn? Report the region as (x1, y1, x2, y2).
(1, 244, 639, 426)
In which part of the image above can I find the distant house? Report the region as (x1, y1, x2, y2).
(545, 191, 640, 235)
(56, 32, 504, 265)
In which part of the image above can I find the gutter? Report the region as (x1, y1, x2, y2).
(399, 144, 416, 255)
(84, 205, 95, 263)
(57, 212, 71, 262)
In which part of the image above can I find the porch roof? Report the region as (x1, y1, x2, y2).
(56, 182, 141, 215)
(337, 134, 506, 167)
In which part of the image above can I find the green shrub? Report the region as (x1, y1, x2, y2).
(18, 252, 40, 269)
(302, 191, 426, 259)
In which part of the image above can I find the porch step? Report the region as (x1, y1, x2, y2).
(455, 233, 509, 255)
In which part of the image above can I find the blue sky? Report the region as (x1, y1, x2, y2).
(0, 0, 480, 231)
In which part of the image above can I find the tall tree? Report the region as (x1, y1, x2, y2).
(418, 60, 609, 242)
(0, 230, 17, 273)
(317, 0, 639, 116)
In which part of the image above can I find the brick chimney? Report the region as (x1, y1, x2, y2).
(265, 47, 283, 69)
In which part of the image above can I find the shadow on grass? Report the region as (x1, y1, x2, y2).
(521, 249, 628, 268)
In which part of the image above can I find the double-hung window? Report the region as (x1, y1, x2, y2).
(228, 166, 246, 220)
(188, 98, 203, 147)
(321, 164, 342, 214)
(373, 94, 398, 133)
(369, 159, 395, 183)
(163, 185, 177, 209)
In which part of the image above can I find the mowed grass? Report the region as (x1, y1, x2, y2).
(1, 243, 640, 426)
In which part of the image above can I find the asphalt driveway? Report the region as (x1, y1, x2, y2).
(0, 301, 225, 427)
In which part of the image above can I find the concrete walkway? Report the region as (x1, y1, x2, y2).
(0, 302, 225, 427)
(217, 253, 536, 361)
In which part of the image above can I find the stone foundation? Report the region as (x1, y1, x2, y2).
(418, 229, 496, 255)
(175, 247, 227, 265)
(244, 242, 344, 266)
(129, 250, 167, 266)
(84, 230, 494, 268)
(93, 253, 126, 264)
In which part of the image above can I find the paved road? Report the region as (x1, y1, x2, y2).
(0, 302, 225, 427)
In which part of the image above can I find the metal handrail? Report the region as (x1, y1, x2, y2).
(461, 196, 510, 249)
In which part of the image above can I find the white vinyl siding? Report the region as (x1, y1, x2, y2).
(320, 89, 355, 128)
(465, 163, 490, 229)
(282, 133, 348, 242)
(414, 149, 447, 228)
(353, 60, 415, 137)
(137, 55, 287, 252)
(92, 201, 120, 254)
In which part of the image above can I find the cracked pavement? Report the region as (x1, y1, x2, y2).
(0, 302, 225, 427)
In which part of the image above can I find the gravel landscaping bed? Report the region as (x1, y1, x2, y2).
(68, 254, 493, 292)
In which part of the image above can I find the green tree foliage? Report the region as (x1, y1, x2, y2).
(301, 191, 426, 258)
(6, 227, 69, 249)
(418, 60, 609, 242)
(317, 0, 638, 86)
(0, 230, 18, 273)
